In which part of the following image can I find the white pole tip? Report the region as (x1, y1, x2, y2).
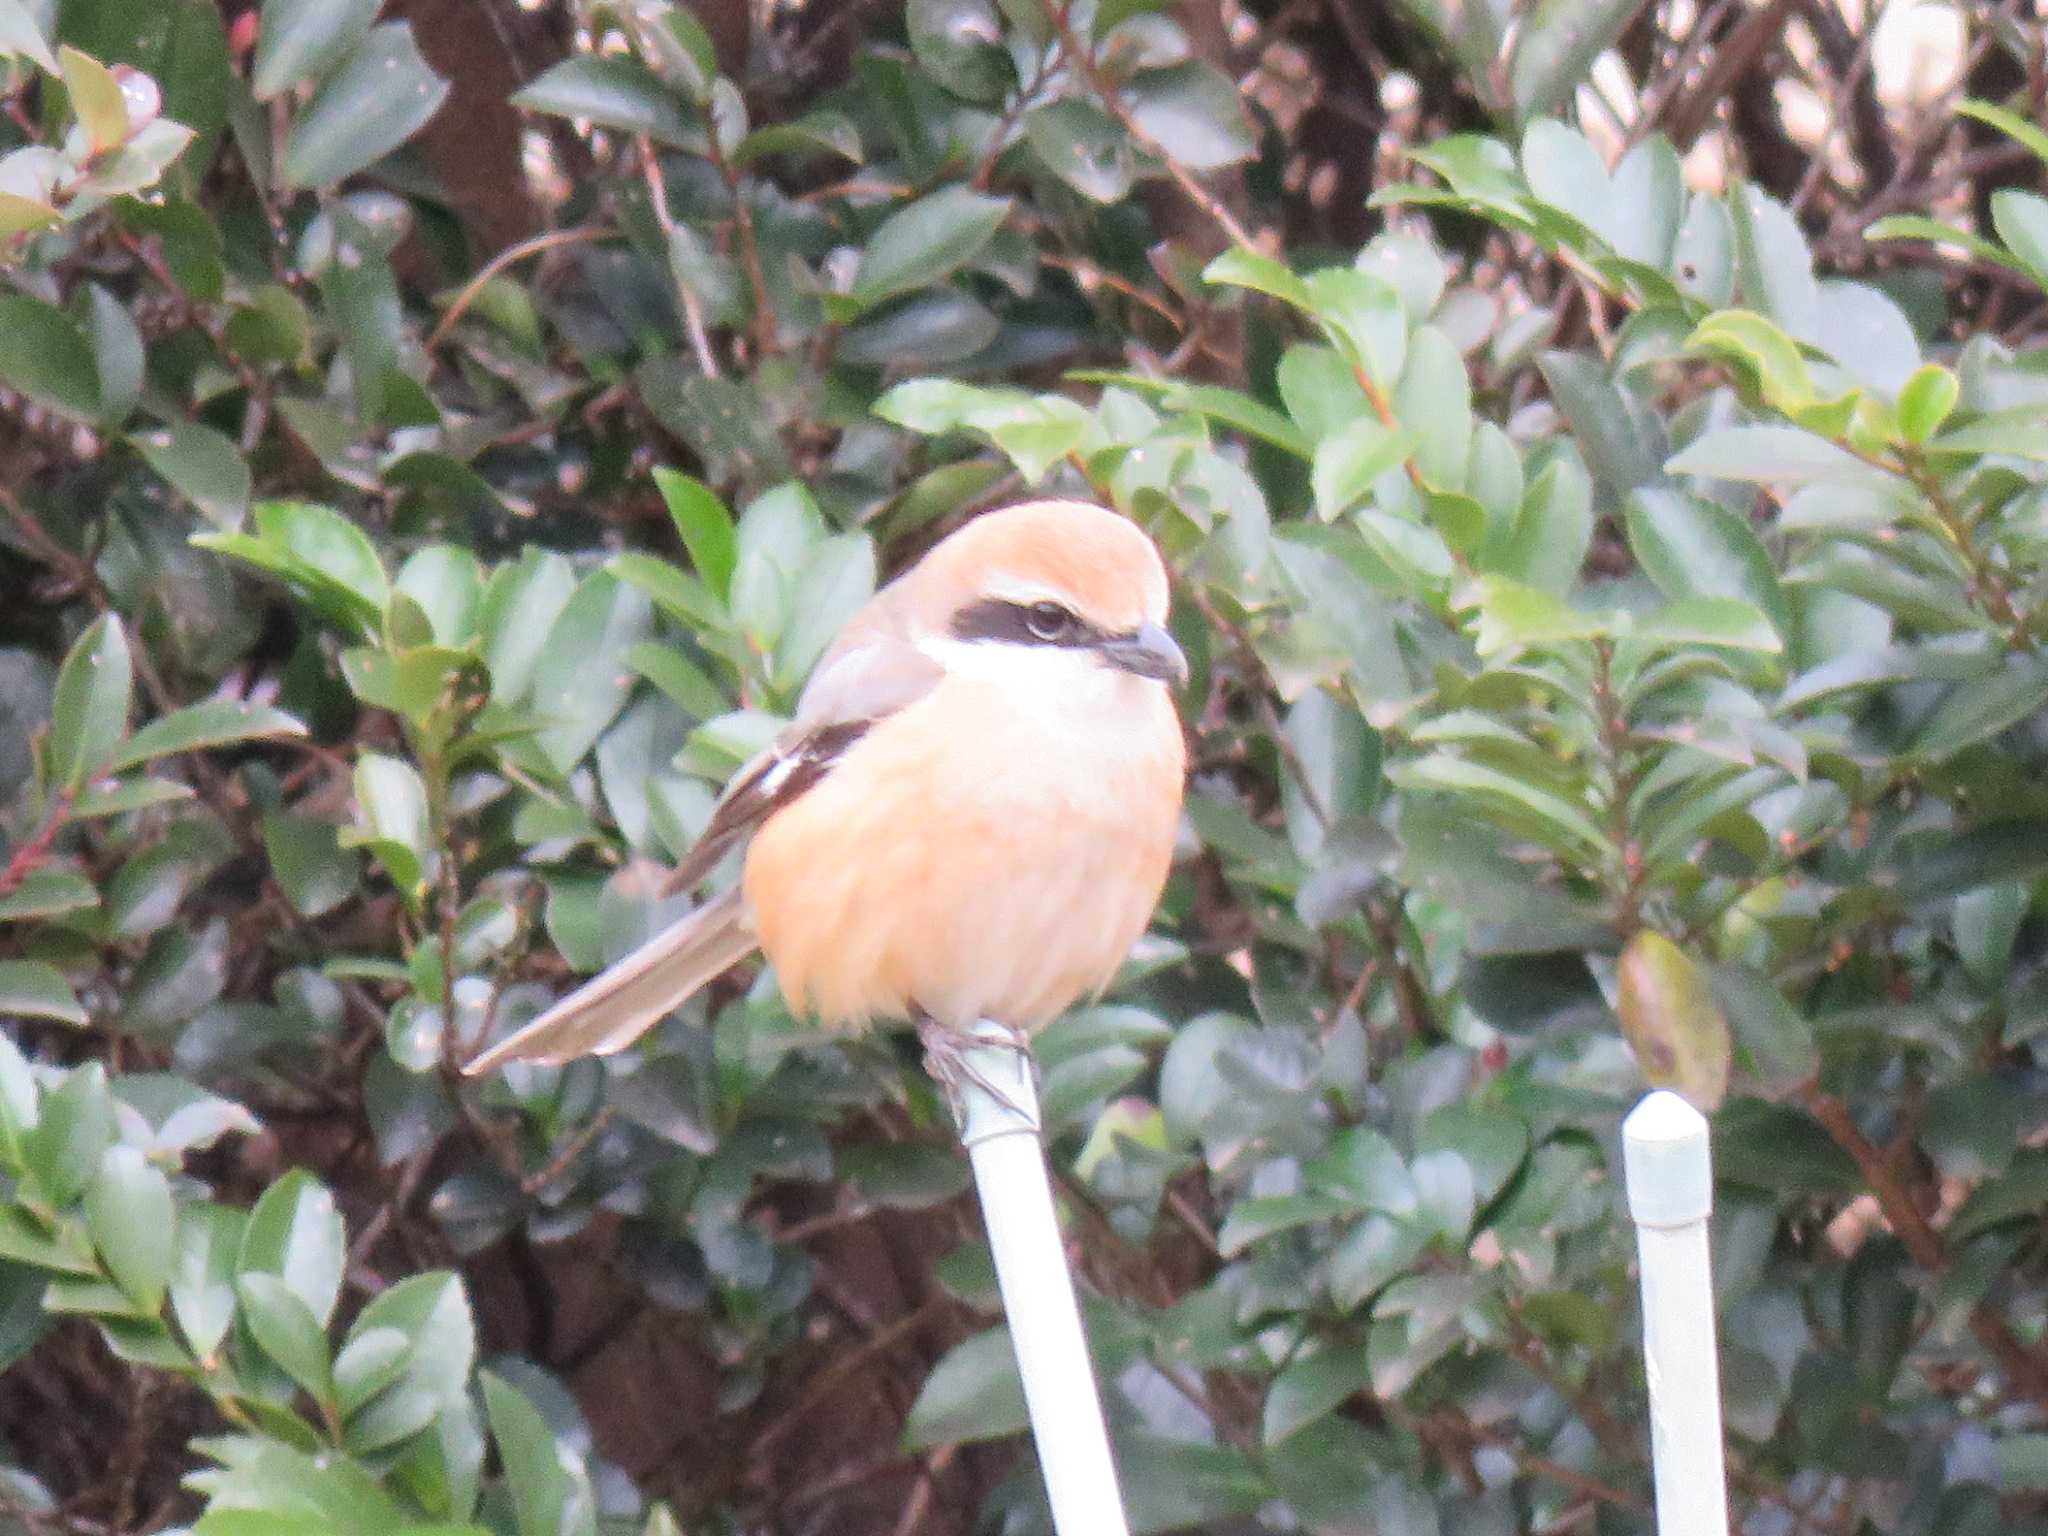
(1622, 1089, 1714, 1227)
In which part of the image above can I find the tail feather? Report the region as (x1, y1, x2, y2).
(462, 888, 756, 1073)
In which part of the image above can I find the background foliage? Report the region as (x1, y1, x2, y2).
(2, 0, 2047, 1532)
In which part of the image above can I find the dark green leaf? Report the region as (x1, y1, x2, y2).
(1125, 61, 1255, 169)
(1263, 1339, 1372, 1444)
(48, 614, 132, 792)
(282, 23, 449, 190)
(900, 1326, 1027, 1447)
(0, 960, 87, 1026)
(511, 53, 691, 145)
(0, 295, 100, 426)
(251, 0, 378, 99)
(110, 697, 304, 772)
(238, 1271, 336, 1408)
(850, 186, 1012, 307)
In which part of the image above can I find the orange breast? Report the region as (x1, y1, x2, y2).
(741, 674, 1184, 1033)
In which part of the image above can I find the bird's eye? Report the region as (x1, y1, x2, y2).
(1024, 601, 1073, 641)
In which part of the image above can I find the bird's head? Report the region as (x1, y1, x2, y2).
(912, 500, 1188, 690)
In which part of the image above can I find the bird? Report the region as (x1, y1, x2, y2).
(463, 498, 1189, 1084)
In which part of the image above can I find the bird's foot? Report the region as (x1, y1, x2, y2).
(916, 1016, 1036, 1128)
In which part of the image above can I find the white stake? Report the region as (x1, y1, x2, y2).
(1622, 1090, 1732, 1536)
(948, 1021, 1131, 1536)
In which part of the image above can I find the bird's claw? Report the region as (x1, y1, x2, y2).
(917, 1016, 1035, 1127)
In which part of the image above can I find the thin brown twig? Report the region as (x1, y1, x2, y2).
(1042, 0, 1257, 252)
(423, 224, 612, 352)
(639, 137, 722, 379)
(702, 116, 777, 358)
(1803, 1087, 2048, 1412)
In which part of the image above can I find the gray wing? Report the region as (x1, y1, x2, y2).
(657, 630, 943, 897)
(464, 630, 943, 1074)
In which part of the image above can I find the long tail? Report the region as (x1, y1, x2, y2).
(462, 888, 756, 1073)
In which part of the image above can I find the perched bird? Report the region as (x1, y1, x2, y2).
(464, 498, 1189, 1080)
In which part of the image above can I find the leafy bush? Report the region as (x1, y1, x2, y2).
(2, 1, 2047, 1533)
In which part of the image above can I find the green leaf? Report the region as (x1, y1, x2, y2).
(1893, 364, 1959, 445)
(1539, 350, 1663, 496)
(1203, 246, 1312, 309)
(1688, 309, 1813, 412)
(343, 752, 429, 896)
(1311, 416, 1410, 518)
(850, 186, 1012, 307)
(479, 549, 578, 705)
(1328, 1213, 1426, 1310)
(282, 23, 449, 190)
(109, 697, 305, 772)
(1469, 575, 1605, 657)
(1508, 0, 1643, 121)
(481, 1372, 580, 1536)
(1519, 117, 1611, 239)
(1626, 487, 1787, 637)
(651, 468, 737, 602)
(1728, 184, 1818, 339)
(1416, 1105, 1529, 1203)
(83, 1144, 174, 1311)
(25, 1063, 112, 1205)
(906, 0, 1011, 102)
(195, 500, 390, 638)
(773, 533, 875, 690)
(1492, 457, 1592, 593)
(238, 1169, 345, 1326)
(261, 813, 358, 919)
(0, 868, 96, 923)
(1389, 752, 1608, 857)
(0, 960, 87, 1026)
(1909, 657, 2048, 760)
(71, 776, 194, 820)
(1125, 60, 1255, 168)
(238, 1272, 336, 1409)
(59, 45, 131, 155)
(251, 0, 378, 99)
(1302, 268, 1406, 389)
(731, 109, 864, 167)
(1023, 98, 1132, 201)
(1667, 424, 1884, 489)
(1263, 1339, 1372, 1445)
(48, 614, 132, 792)
(530, 573, 655, 773)
(0, 0, 57, 71)
(84, 284, 143, 425)
(393, 546, 484, 646)
(0, 295, 100, 424)
(1632, 596, 1783, 653)
(1866, 213, 2023, 273)
(1958, 99, 2048, 168)
(1991, 189, 2048, 287)
(0, 1032, 36, 1160)
(1616, 930, 1730, 1110)
(132, 420, 252, 530)
(170, 1203, 244, 1361)
(901, 1326, 1028, 1448)
(511, 54, 691, 145)
(1706, 962, 1817, 1093)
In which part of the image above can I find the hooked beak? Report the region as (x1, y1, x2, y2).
(1099, 620, 1188, 687)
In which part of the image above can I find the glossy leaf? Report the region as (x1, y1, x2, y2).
(282, 24, 449, 190)
(1616, 930, 1730, 1110)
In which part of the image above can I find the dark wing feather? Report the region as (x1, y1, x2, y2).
(658, 632, 944, 897)
(658, 720, 869, 896)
